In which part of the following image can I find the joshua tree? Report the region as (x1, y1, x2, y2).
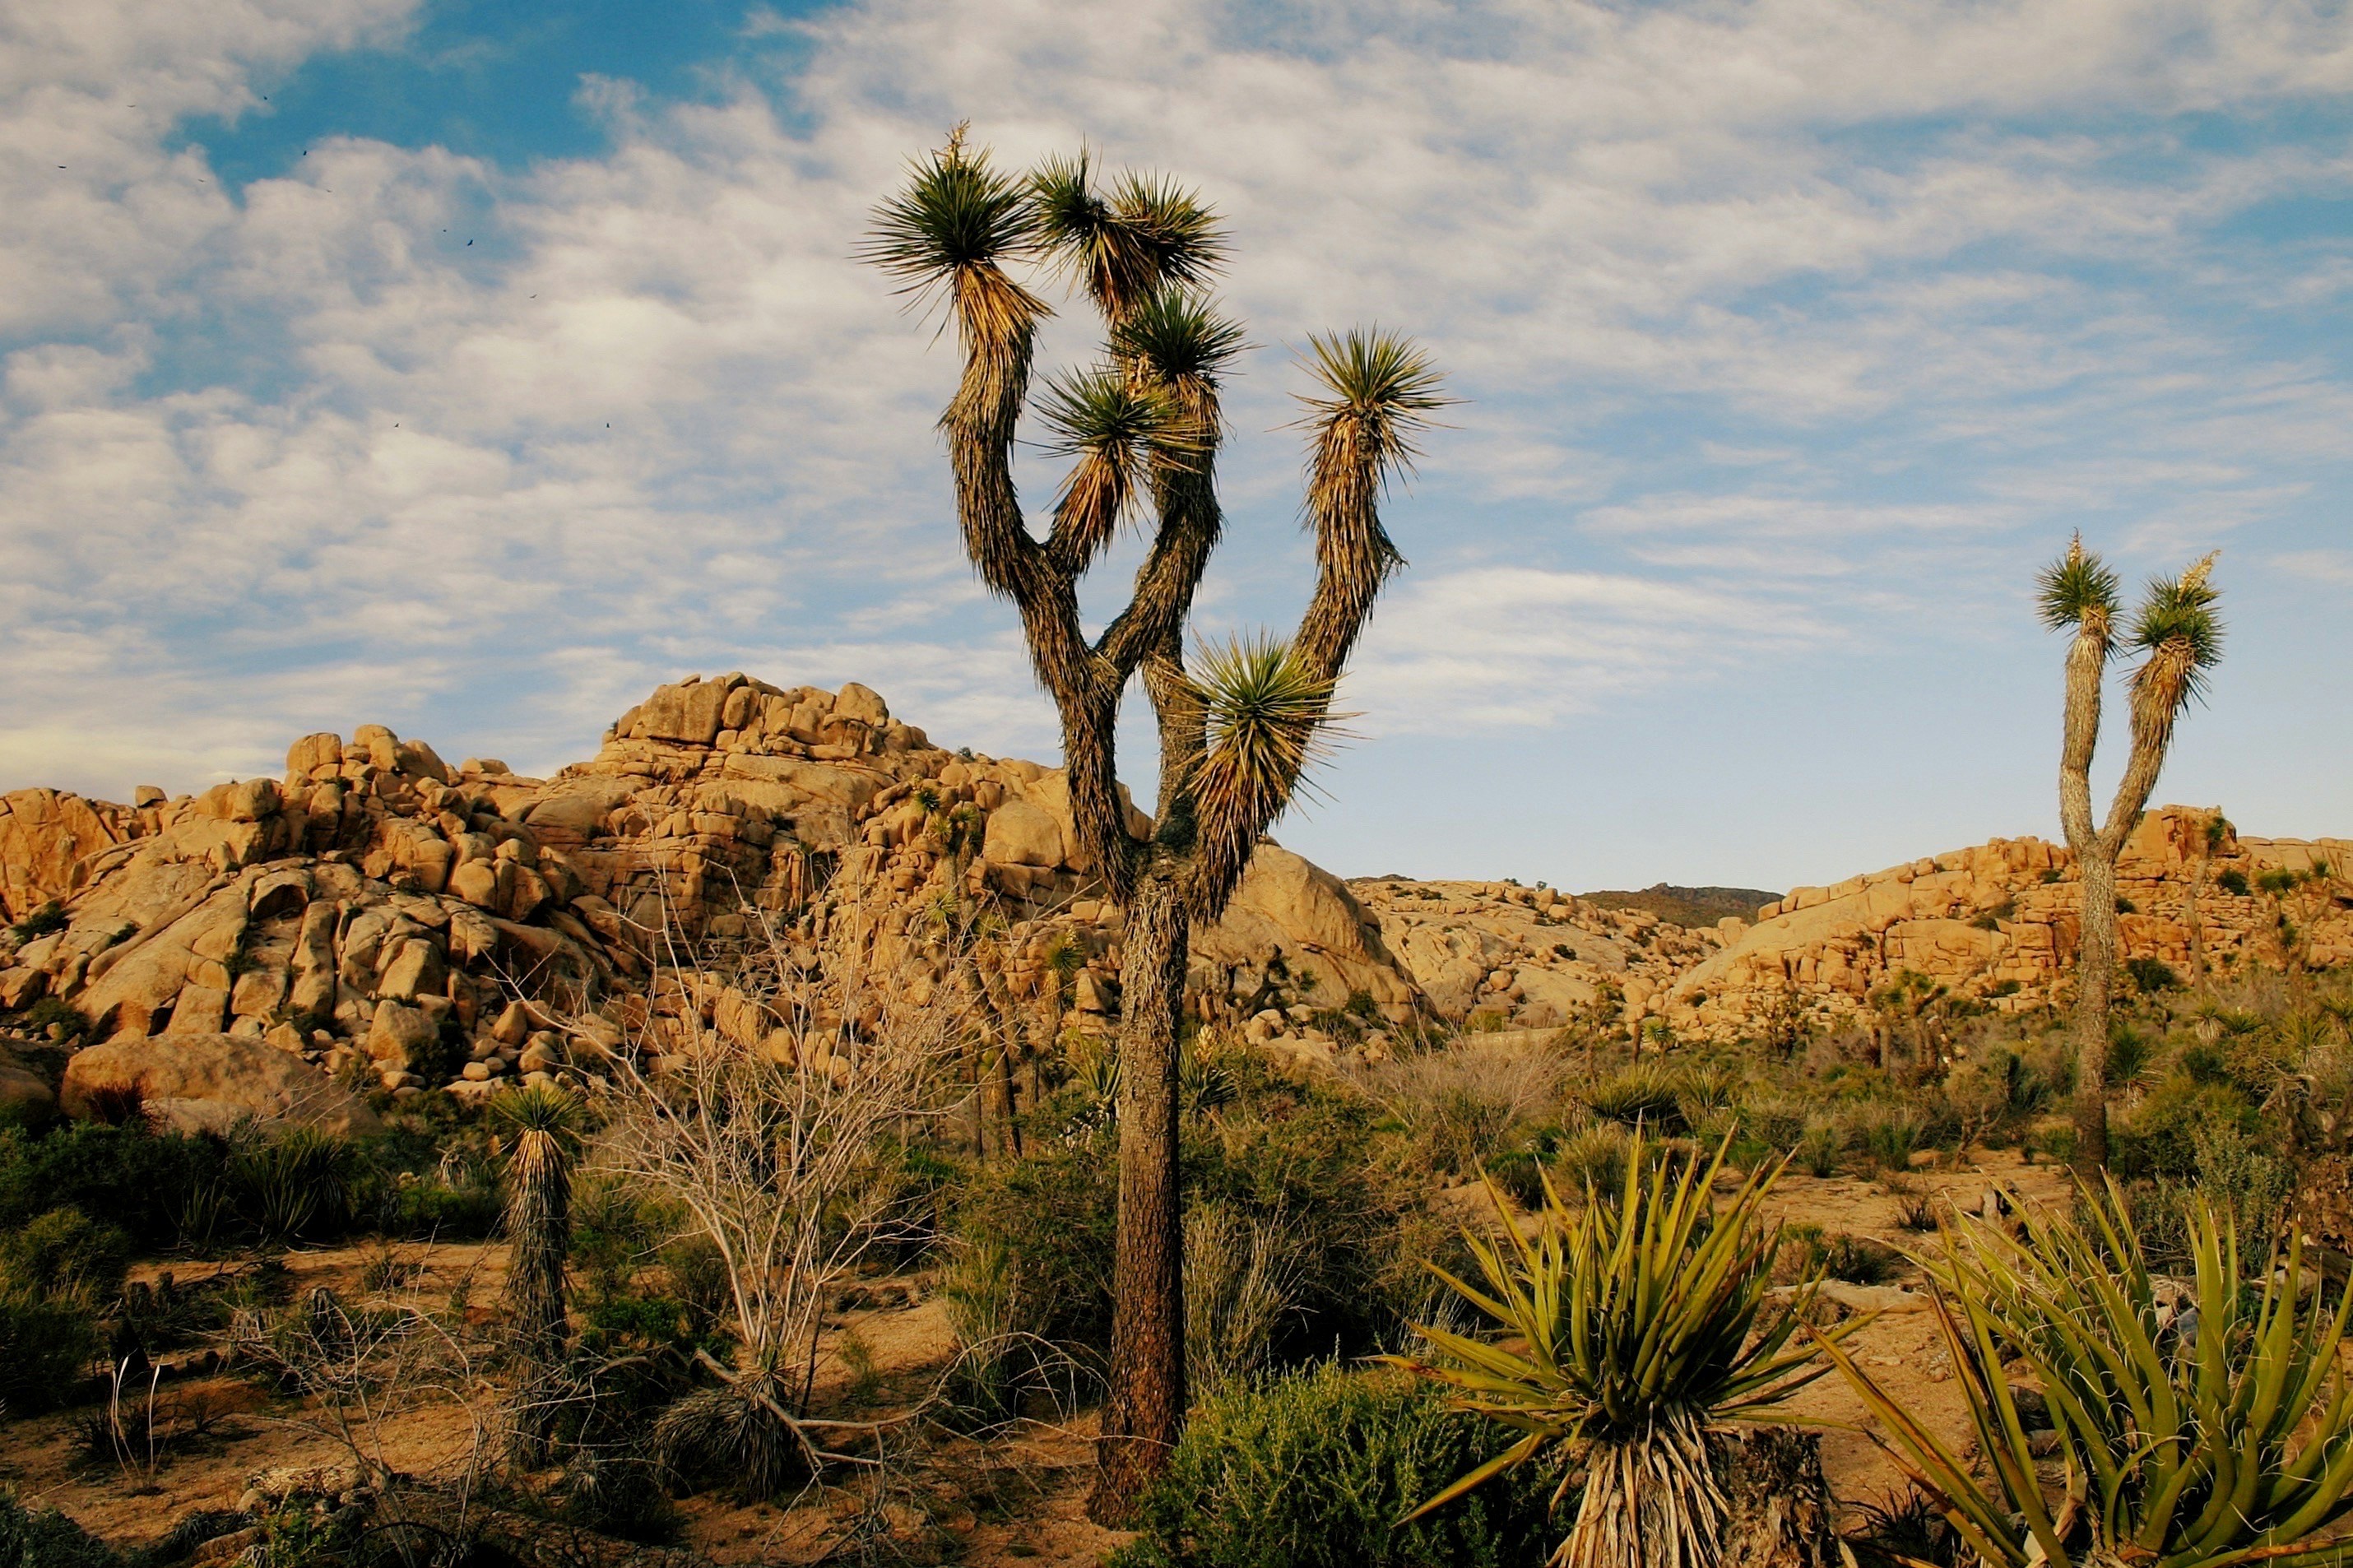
(866, 129, 1445, 1516)
(493, 1083, 583, 1463)
(2036, 539, 2222, 1170)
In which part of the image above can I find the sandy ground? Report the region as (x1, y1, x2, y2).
(2, 1148, 2072, 1565)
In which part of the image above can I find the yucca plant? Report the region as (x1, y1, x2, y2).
(1391, 1136, 1852, 1567)
(869, 127, 1446, 1517)
(494, 1083, 583, 1463)
(2038, 538, 2224, 1168)
(1822, 1179, 2353, 1567)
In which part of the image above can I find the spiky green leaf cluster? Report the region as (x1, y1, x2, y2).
(1112, 287, 1247, 388)
(1031, 151, 1226, 320)
(2132, 550, 2225, 681)
(1823, 1178, 2353, 1567)
(861, 134, 1039, 301)
(1187, 633, 1342, 834)
(2036, 536, 2123, 633)
(1390, 1135, 1847, 1523)
(1299, 328, 1450, 476)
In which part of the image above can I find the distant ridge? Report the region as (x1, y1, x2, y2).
(1578, 883, 1781, 929)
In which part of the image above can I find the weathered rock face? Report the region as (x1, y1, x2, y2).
(61, 1033, 381, 1134)
(1659, 807, 2353, 1041)
(1346, 877, 1724, 1035)
(0, 674, 1435, 1112)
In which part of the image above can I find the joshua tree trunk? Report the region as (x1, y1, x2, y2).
(1097, 867, 1189, 1504)
(868, 132, 1445, 1517)
(2071, 848, 2120, 1166)
(495, 1085, 581, 1464)
(2039, 540, 2223, 1174)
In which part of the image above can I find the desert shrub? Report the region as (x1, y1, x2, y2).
(230, 1125, 355, 1243)
(2125, 956, 2179, 995)
(1, 1207, 130, 1299)
(14, 996, 90, 1046)
(1794, 1119, 1843, 1177)
(2114, 1078, 2257, 1181)
(1548, 1120, 1636, 1197)
(1353, 1041, 1565, 1177)
(1817, 1233, 1902, 1287)
(949, 1134, 1120, 1354)
(1112, 1363, 1557, 1568)
(1580, 1063, 1685, 1130)
(1845, 1104, 1925, 1172)
(2119, 1121, 2300, 1274)
(1184, 1201, 1307, 1396)
(0, 1488, 121, 1567)
(0, 1287, 102, 1416)
(0, 1120, 223, 1248)
(8, 902, 67, 941)
(1190, 1089, 1438, 1359)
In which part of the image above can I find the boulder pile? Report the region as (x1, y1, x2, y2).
(0, 675, 1432, 1121)
(2, 674, 2345, 1122)
(1659, 806, 2352, 1041)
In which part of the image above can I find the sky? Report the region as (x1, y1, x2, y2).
(2, 0, 2349, 895)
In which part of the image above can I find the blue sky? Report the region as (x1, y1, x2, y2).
(2, 0, 2349, 893)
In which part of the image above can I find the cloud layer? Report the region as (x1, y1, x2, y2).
(2, 0, 2347, 884)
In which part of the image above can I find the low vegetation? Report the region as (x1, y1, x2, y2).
(4, 896, 2351, 1565)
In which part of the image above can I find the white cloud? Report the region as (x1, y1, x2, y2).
(0, 0, 2347, 830)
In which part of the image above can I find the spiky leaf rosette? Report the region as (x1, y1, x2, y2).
(1112, 288, 1247, 408)
(1037, 368, 1200, 568)
(1296, 329, 1450, 675)
(2126, 550, 2224, 750)
(1031, 154, 1226, 326)
(1186, 633, 1342, 851)
(2035, 533, 2122, 638)
(1391, 1136, 1847, 1568)
(863, 130, 1050, 437)
(1822, 1178, 2353, 1568)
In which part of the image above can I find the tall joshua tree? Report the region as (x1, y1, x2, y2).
(2037, 538, 2222, 1170)
(866, 129, 1445, 1517)
(495, 1083, 583, 1463)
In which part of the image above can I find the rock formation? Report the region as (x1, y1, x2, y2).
(2, 674, 2345, 1126)
(1660, 807, 2351, 1041)
(0, 675, 1431, 1121)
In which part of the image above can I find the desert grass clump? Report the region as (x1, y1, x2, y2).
(1826, 1180, 2353, 1567)
(1577, 1062, 1685, 1131)
(1394, 1137, 1850, 1567)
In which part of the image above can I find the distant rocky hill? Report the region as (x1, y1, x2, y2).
(1, 672, 2347, 1130)
(1579, 884, 1783, 930)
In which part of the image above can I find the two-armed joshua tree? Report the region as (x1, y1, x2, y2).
(865, 128, 1445, 1515)
(2036, 539, 2222, 1169)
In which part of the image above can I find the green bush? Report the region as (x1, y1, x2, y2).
(1580, 1064, 1685, 1130)
(0, 1488, 121, 1567)
(948, 1135, 1120, 1352)
(0, 1122, 224, 1249)
(0, 1207, 130, 1298)
(2125, 956, 2179, 995)
(0, 1287, 102, 1415)
(230, 1125, 355, 1243)
(1112, 1364, 1557, 1568)
(2116, 1078, 2258, 1180)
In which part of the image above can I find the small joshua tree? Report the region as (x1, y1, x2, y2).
(2036, 539, 2222, 1169)
(866, 128, 1445, 1515)
(494, 1083, 582, 1463)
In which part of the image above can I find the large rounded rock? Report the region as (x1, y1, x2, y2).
(62, 1033, 381, 1134)
(982, 798, 1065, 869)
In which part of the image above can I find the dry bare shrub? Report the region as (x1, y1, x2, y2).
(587, 918, 971, 1497)
(1182, 1200, 1306, 1396)
(1346, 1037, 1567, 1176)
(224, 1260, 494, 1501)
